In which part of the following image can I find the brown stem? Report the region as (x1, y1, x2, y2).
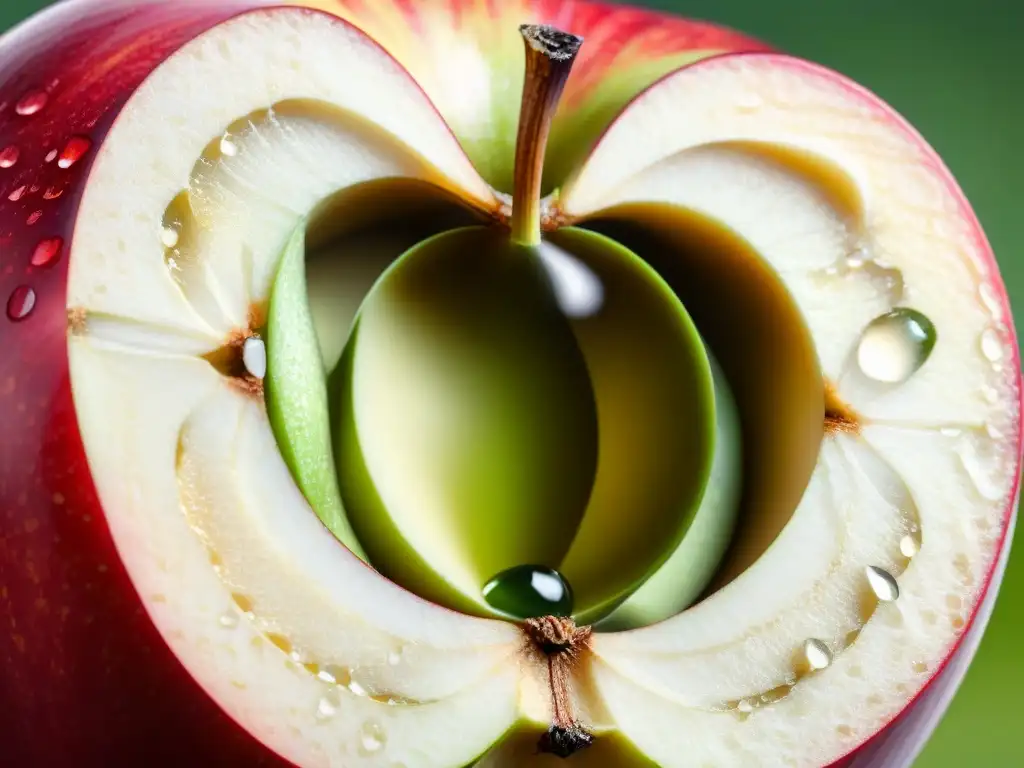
(510, 24, 583, 246)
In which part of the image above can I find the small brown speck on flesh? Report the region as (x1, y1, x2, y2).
(825, 380, 860, 435)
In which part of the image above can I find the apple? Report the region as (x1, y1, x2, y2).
(0, 0, 1018, 766)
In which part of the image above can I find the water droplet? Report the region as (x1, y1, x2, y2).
(8, 185, 25, 201)
(44, 149, 57, 163)
(15, 90, 48, 116)
(736, 699, 754, 713)
(803, 638, 833, 670)
(219, 134, 239, 157)
(31, 237, 63, 268)
(387, 648, 403, 666)
(7, 285, 36, 321)
(900, 534, 920, 558)
(348, 678, 368, 697)
(26, 210, 42, 226)
(218, 612, 238, 628)
(359, 721, 386, 754)
(980, 328, 1004, 362)
(0, 145, 20, 168)
(865, 566, 899, 602)
(940, 427, 962, 437)
(243, 336, 266, 379)
(161, 225, 180, 249)
(982, 385, 1000, 404)
(856, 308, 936, 384)
(316, 693, 338, 721)
(986, 422, 1004, 439)
(57, 136, 91, 169)
(482, 565, 574, 619)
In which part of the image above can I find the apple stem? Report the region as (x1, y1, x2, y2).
(509, 24, 583, 247)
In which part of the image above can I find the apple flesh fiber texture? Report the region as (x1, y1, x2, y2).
(0, 0, 1019, 767)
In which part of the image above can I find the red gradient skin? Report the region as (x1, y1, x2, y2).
(0, 1, 1013, 767)
(0, 2, 291, 764)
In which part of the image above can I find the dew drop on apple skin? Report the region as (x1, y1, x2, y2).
(57, 136, 92, 169)
(31, 237, 63, 268)
(15, 89, 47, 116)
(0, 145, 20, 168)
(7, 285, 36, 322)
(856, 307, 936, 383)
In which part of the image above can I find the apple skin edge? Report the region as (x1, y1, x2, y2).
(0, 1, 1018, 767)
(0, 1, 296, 764)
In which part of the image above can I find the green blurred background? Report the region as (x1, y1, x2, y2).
(3, 0, 1020, 765)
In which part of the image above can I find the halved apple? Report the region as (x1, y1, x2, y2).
(0, 1, 1018, 766)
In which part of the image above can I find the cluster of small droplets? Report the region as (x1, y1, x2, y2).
(1, 87, 92, 325)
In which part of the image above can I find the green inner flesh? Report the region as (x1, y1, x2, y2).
(265, 211, 745, 624)
(264, 182, 821, 628)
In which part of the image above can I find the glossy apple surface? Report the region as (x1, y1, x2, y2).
(0, 1, 763, 764)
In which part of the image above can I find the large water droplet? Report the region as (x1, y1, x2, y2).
(803, 638, 833, 671)
(856, 308, 936, 383)
(15, 90, 48, 116)
(243, 336, 266, 379)
(0, 145, 20, 168)
(44, 149, 57, 163)
(8, 185, 26, 202)
(7, 285, 36, 321)
(359, 721, 386, 754)
(482, 564, 573, 619)
(387, 647, 403, 666)
(31, 237, 63, 268)
(980, 328, 1005, 362)
(865, 566, 900, 602)
(218, 611, 238, 629)
(57, 136, 91, 169)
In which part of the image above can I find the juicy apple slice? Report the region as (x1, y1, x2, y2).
(557, 53, 1021, 766)
(1, 0, 1018, 765)
(65, 8, 528, 766)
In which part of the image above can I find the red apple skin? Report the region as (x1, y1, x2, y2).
(0, 1, 295, 764)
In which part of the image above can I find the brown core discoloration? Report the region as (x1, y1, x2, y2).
(202, 302, 267, 398)
(523, 617, 595, 759)
(66, 307, 87, 335)
(824, 380, 860, 435)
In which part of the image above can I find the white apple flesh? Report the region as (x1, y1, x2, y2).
(2, 2, 1012, 767)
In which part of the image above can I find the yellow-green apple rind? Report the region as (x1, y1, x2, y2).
(265, 219, 367, 559)
(297, 0, 771, 191)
